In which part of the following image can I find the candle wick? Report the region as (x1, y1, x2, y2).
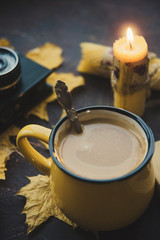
(129, 41, 133, 50)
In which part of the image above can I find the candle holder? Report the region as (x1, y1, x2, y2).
(111, 55, 149, 117)
(0, 48, 52, 133)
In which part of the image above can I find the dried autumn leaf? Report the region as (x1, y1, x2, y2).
(0, 125, 19, 179)
(46, 73, 85, 103)
(26, 42, 63, 69)
(17, 174, 77, 234)
(148, 51, 157, 60)
(25, 42, 62, 121)
(27, 73, 85, 121)
(149, 58, 160, 90)
(0, 38, 13, 48)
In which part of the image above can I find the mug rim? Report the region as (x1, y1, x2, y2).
(49, 106, 155, 183)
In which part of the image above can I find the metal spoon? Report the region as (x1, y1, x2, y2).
(55, 80, 83, 134)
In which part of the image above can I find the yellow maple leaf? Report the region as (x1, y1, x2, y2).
(46, 72, 85, 103)
(16, 174, 77, 234)
(149, 58, 160, 91)
(0, 38, 13, 48)
(26, 42, 63, 69)
(25, 42, 63, 121)
(27, 72, 85, 121)
(0, 125, 19, 179)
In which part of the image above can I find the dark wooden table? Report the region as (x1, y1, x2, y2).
(1, 0, 160, 239)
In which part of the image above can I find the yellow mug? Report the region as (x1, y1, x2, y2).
(16, 106, 155, 231)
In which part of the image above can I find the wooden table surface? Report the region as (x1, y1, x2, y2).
(1, 0, 160, 239)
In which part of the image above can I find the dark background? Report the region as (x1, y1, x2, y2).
(1, 0, 160, 239)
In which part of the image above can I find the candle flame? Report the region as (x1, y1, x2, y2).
(127, 28, 133, 50)
(127, 28, 133, 42)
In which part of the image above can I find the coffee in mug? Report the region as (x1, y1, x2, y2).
(55, 109, 147, 180)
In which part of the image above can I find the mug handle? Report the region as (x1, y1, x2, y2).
(16, 124, 52, 176)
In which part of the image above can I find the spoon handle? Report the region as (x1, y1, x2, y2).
(55, 80, 83, 134)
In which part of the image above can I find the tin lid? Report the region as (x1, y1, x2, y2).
(0, 47, 21, 91)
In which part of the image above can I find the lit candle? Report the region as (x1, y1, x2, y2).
(113, 28, 148, 62)
(111, 28, 149, 117)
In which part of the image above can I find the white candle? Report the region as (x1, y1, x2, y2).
(113, 28, 148, 62)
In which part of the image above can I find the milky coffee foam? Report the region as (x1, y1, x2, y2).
(55, 110, 147, 180)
